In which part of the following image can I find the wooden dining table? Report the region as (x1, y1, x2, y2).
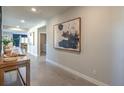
(0, 56, 30, 86)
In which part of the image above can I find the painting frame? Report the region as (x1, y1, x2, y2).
(53, 17, 81, 52)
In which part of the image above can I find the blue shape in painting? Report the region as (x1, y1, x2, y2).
(59, 40, 69, 48)
(59, 32, 79, 49)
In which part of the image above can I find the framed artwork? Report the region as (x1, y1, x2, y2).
(29, 32, 35, 45)
(53, 17, 81, 52)
(32, 32, 35, 45)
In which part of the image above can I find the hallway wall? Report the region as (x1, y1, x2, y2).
(46, 7, 124, 85)
(28, 21, 46, 56)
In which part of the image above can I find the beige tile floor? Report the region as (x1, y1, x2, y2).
(4, 55, 96, 86)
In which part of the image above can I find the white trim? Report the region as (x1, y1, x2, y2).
(46, 59, 109, 86)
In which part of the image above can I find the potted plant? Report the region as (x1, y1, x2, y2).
(1, 39, 12, 54)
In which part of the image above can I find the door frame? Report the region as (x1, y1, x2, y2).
(37, 26, 46, 56)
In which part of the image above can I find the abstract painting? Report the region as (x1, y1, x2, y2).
(53, 17, 81, 52)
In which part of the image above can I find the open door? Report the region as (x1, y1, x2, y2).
(40, 33, 46, 56)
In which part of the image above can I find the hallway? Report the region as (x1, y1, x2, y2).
(30, 55, 95, 86)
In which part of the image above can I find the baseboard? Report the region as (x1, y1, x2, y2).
(46, 59, 108, 86)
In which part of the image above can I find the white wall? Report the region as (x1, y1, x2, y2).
(46, 7, 124, 85)
(28, 22, 46, 56)
(110, 7, 124, 85)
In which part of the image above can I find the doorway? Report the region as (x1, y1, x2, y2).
(40, 33, 46, 56)
(13, 34, 20, 47)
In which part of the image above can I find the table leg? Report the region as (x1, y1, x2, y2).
(0, 69, 4, 86)
(26, 62, 30, 86)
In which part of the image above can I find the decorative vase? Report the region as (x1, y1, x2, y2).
(3, 45, 12, 56)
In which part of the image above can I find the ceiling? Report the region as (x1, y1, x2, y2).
(2, 6, 71, 32)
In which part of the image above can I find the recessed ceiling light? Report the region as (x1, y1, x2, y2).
(21, 20, 25, 23)
(31, 8, 37, 12)
(16, 26, 20, 28)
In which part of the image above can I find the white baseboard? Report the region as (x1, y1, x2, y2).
(46, 59, 108, 86)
